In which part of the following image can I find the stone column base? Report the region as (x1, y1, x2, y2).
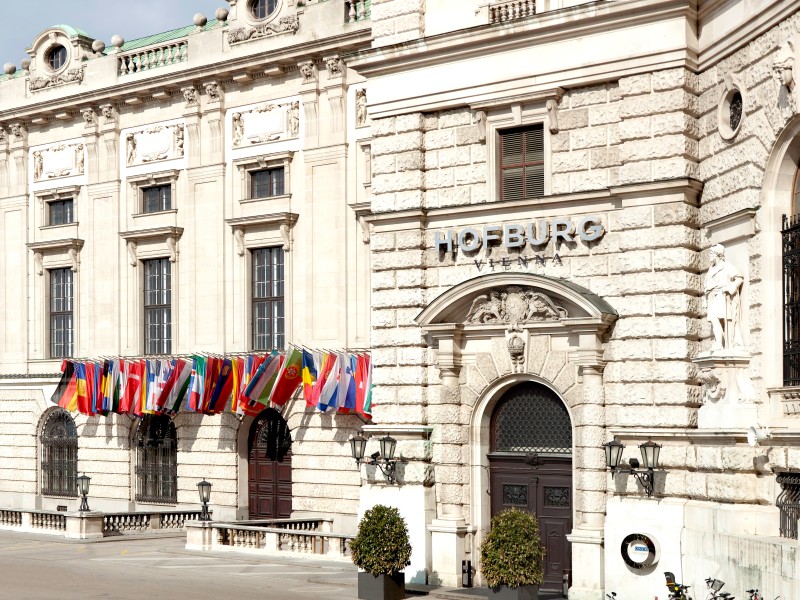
(428, 516, 475, 587)
(566, 527, 605, 600)
(185, 521, 214, 550)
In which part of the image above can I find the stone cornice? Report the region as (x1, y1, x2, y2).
(26, 238, 84, 252)
(118, 226, 184, 242)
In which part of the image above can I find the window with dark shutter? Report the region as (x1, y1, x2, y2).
(499, 125, 544, 201)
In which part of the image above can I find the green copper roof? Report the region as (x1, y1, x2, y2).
(113, 19, 221, 53)
(51, 24, 90, 38)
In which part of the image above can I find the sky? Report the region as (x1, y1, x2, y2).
(2, 0, 226, 67)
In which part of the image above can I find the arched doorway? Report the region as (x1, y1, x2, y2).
(488, 381, 572, 590)
(248, 408, 292, 519)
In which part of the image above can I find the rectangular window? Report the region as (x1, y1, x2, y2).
(251, 168, 285, 199)
(143, 258, 171, 355)
(499, 124, 544, 201)
(142, 185, 171, 213)
(252, 247, 285, 351)
(48, 199, 74, 226)
(49, 268, 74, 358)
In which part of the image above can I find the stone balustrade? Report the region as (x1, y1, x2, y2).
(117, 41, 188, 75)
(345, 0, 371, 22)
(487, 0, 536, 23)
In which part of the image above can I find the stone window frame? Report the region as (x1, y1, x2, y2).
(471, 88, 561, 203)
(234, 152, 293, 204)
(35, 185, 81, 230)
(245, 0, 282, 24)
(127, 170, 180, 217)
(717, 73, 746, 141)
(46, 44, 68, 72)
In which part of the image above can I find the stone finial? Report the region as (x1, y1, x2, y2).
(215, 8, 230, 21)
(194, 13, 208, 30)
(20, 59, 30, 71)
(3, 63, 15, 76)
(92, 40, 106, 54)
(110, 35, 125, 51)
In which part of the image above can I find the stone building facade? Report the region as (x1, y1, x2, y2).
(4, 0, 800, 598)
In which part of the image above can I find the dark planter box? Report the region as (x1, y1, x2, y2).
(488, 584, 539, 600)
(357, 572, 405, 600)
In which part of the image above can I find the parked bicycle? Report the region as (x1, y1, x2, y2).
(704, 578, 734, 600)
(745, 589, 781, 600)
(665, 572, 693, 600)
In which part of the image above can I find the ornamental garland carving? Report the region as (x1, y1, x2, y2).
(227, 15, 300, 44)
(32, 142, 86, 182)
(232, 101, 299, 147)
(28, 67, 84, 92)
(125, 124, 186, 166)
(465, 286, 568, 329)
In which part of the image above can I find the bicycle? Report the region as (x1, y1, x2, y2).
(704, 578, 734, 600)
(665, 571, 693, 600)
(746, 590, 781, 600)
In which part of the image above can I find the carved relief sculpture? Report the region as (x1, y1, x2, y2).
(475, 110, 487, 141)
(227, 15, 300, 44)
(546, 99, 559, 134)
(773, 40, 796, 93)
(326, 56, 343, 78)
(101, 105, 115, 124)
(174, 126, 184, 157)
(232, 113, 245, 146)
(74, 144, 84, 174)
(288, 102, 300, 137)
(205, 82, 223, 102)
(125, 124, 186, 166)
(32, 151, 43, 181)
(10, 123, 26, 141)
(231, 101, 297, 147)
(507, 334, 526, 373)
(29, 67, 84, 92)
(81, 108, 96, 127)
(465, 287, 567, 329)
(34, 251, 44, 276)
(704, 243, 744, 351)
(127, 241, 138, 266)
(233, 228, 245, 257)
(299, 61, 316, 84)
(126, 134, 137, 166)
(356, 89, 367, 127)
(182, 87, 198, 107)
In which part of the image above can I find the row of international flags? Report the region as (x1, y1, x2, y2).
(50, 347, 373, 419)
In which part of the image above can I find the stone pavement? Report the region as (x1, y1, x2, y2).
(0, 529, 567, 599)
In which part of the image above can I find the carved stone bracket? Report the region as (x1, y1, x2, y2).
(475, 110, 486, 141)
(182, 86, 199, 108)
(119, 227, 184, 266)
(27, 238, 85, 274)
(298, 60, 317, 85)
(127, 241, 137, 266)
(225, 212, 299, 254)
(351, 202, 372, 244)
(204, 81, 224, 104)
(99, 104, 117, 125)
(546, 99, 559, 134)
(80, 108, 97, 128)
(325, 55, 344, 79)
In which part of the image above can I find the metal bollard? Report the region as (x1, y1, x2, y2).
(462, 560, 473, 588)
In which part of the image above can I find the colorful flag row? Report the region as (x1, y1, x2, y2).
(50, 347, 373, 420)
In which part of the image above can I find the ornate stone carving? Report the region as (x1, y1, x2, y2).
(233, 227, 245, 257)
(182, 87, 199, 107)
(227, 16, 300, 44)
(81, 108, 96, 127)
(546, 99, 559, 134)
(465, 287, 567, 328)
(68, 247, 80, 271)
(34, 251, 43, 276)
(507, 334, 526, 373)
(475, 110, 486, 141)
(205, 82, 223, 103)
(704, 243, 744, 352)
(773, 40, 796, 94)
(28, 67, 84, 92)
(125, 124, 186, 166)
(231, 101, 299, 147)
(299, 60, 316, 84)
(698, 367, 726, 403)
(127, 241, 137, 266)
(325, 56, 343, 78)
(280, 223, 291, 251)
(32, 142, 86, 181)
(356, 89, 367, 127)
(10, 123, 26, 142)
(167, 236, 178, 263)
(100, 104, 116, 124)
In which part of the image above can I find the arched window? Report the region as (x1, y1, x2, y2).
(134, 415, 177, 504)
(490, 382, 572, 455)
(783, 166, 800, 385)
(41, 409, 78, 497)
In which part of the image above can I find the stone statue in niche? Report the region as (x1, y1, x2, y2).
(126, 134, 137, 166)
(32, 151, 43, 181)
(704, 243, 744, 351)
(466, 286, 567, 328)
(288, 102, 300, 137)
(356, 89, 367, 127)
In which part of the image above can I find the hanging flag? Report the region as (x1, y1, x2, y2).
(51, 360, 78, 412)
(187, 356, 207, 412)
(74, 362, 92, 416)
(253, 354, 283, 406)
(301, 348, 318, 407)
(166, 360, 193, 415)
(269, 346, 303, 407)
(207, 359, 234, 414)
(361, 354, 373, 419)
(120, 360, 144, 414)
(317, 352, 342, 412)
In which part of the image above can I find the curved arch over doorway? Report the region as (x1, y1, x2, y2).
(248, 408, 293, 519)
(486, 380, 573, 590)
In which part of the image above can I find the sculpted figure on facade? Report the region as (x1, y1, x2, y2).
(466, 287, 567, 328)
(126, 134, 137, 166)
(232, 113, 245, 146)
(773, 40, 796, 93)
(101, 105, 115, 124)
(227, 15, 300, 44)
(32, 151, 43, 181)
(10, 123, 25, 141)
(81, 108, 96, 127)
(74, 144, 84, 174)
(704, 243, 744, 351)
(299, 61, 316, 84)
(288, 102, 300, 137)
(356, 89, 367, 127)
(174, 126, 185, 157)
(326, 56, 343, 78)
(182, 87, 198, 107)
(205, 82, 223, 102)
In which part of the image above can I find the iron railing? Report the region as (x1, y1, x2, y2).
(777, 471, 800, 539)
(782, 214, 800, 386)
(134, 416, 177, 504)
(41, 410, 78, 497)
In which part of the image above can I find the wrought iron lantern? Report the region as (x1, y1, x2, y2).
(197, 479, 212, 521)
(349, 433, 398, 484)
(603, 439, 663, 497)
(76, 473, 91, 511)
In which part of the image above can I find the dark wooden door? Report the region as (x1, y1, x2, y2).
(248, 408, 292, 519)
(488, 382, 573, 591)
(489, 455, 572, 590)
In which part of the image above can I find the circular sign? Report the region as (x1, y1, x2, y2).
(620, 533, 659, 570)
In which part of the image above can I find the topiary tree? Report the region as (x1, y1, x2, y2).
(350, 504, 412, 576)
(480, 508, 545, 588)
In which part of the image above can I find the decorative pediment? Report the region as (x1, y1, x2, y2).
(124, 123, 185, 166)
(27, 238, 84, 274)
(226, 212, 299, 253)
(119, 226, 184, 264)
(231, 100, 299, 148)
(465, 286, 567, 329)
(32, 142, 85, 182)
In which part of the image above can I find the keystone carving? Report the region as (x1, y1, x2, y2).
(465, 287, 567, 329)
(507, 334, 526, 373)
(227, 15, 300, 44)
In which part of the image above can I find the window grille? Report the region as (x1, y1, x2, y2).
(777, 471, 800, 539)
(48, 199, 73, 225)
(499, 124, 544, 201)
(142, 185, 171, 213)
(143, 258, 171, 355)
(41, 410, 78, 497)
(252, 247, 285, 351)
(490, 382, 572, 454)
(783, 214, 800, 386)
(251, 167, 285, 199)
(134, 415, 177, 504)
(49, 268, 74, 358)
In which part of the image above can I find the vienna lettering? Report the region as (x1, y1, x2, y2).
(474, 255, 562, 271)
(434, 215, 604, 253)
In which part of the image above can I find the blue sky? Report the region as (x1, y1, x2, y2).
(2, 0, 225, 66)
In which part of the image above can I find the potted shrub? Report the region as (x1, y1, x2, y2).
(480, 508, 545, 600)
(350, 504, 412, 600)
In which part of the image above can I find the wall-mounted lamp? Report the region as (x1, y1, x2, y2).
(350, 434, 398, 484)
(604, 439, 662, 497)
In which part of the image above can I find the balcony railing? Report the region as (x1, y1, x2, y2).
(345, 0, 371, 22)
(489, 0, 536, 23)
(118, 41, 188, 75)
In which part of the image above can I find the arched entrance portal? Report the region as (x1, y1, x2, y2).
(248, 408, 292, 519)
(488, 381, 573, 590)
